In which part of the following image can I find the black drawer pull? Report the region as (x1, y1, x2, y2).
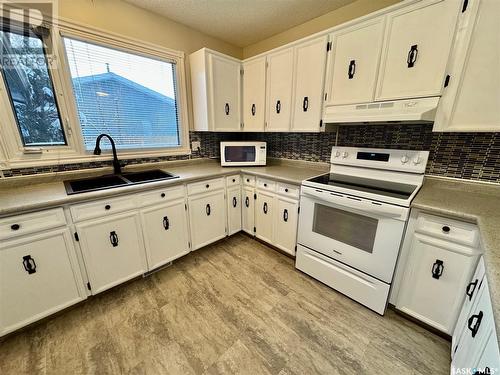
(407, 44, 418, 68)
(225, 103, 230, 115)
(283, 209, 288, 222)
(468, 311, 483, 338)
(285, 188, 289, 193)
(251, 104, 256, 116)
(246, 178, 250, 182)
(264, 183, 267, 187)
(245, 197, 249, 208)
(22, 255, 37, 274)
(11, 224, 20, 231)
(110, 231, 119, 247)
(302, 96, 309, 112)
(206, 204, 211, 216)
(431, 259, 444, 279)
(263, 202, 268, 214)
(161, 193, 166, 198)
(232, 178, 236, 183)
(105, 205, 111, 210)
(348, 59, 356, 79)
(232, 197, 237, 208)
(276, 100, 281, 114)
(206, 184, 210, 189)
(466, 279, 479, 301)
(163, 216, 170, 230)
(442, 226, 450, 233)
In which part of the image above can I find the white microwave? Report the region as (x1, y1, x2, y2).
(220, 141, 267, 166)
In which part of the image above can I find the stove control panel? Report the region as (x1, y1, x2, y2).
(331, 147, 429, 174)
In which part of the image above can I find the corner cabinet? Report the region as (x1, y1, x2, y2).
(190, 48, 242, 131)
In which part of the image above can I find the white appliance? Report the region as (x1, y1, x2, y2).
(296, 146, 429, 315)
(220, 141, 267, 166)
(323, 97, 438, 124)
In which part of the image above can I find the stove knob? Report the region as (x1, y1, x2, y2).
(401, 155, 409, 164)
(342, 151, 349, 159)
(413, 155, 422, 165)
(333, 150, 341, 158)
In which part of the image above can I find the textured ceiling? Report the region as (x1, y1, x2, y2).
(124, 0, 357, 47)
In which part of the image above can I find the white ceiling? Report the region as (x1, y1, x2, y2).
(124, 0, 357, 47)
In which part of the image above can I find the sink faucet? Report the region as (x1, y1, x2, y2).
(93, 134, 123, 175)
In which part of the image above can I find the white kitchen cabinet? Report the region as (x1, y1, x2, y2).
(291, 35, 329, 132)
(188, 189, 226, 250)
(266, 48, 294, 131)
(242, 57, 266, 131)
(75, 212, 147, 294)
(325, 18, 385, 106)
(227, 185, 242, 235)
(0, 228, 86, 336)
(434, 0, 500, 132)
(274, 196, 299, 255)
(375, 0, 460, 101)
(473, 327, 500, 373)
(255, 190, 275, 244)
(140, 199, 190, 271)
(242, 186, 255, 235)
(190, 48, 241, 131)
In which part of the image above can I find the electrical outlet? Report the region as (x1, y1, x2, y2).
(191, 141, 201, 151)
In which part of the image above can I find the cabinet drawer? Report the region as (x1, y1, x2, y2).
(256, 178, 276, 192)
(242, 175, 256, 186)
(277, 182, 300, 199)
(187, 178, 224, 195)
(70, 196, 137, 223)
(137, 185, 185, 207)
(0, 208, 66, 240)
(226, 175, 241, 187)
(415, 213, 479, 247)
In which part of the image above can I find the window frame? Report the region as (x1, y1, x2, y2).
(0, 18, 191, 168)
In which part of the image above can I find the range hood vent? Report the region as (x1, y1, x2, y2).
(323, 97, 439, 124)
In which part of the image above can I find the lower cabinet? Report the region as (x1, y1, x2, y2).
(255, 190, 275, 244)
(0, 228, 86, 336)
(227, 186, 242, 235)
(76, 212, 147, 294)
(140, 199, 190, 271)
(242, 186, 255, 235)
(188, 189, 227, 250)
(274, 197, 299, 255)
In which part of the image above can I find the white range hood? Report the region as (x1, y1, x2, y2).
(323, 97, 439, 124)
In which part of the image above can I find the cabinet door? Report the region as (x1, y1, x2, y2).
(274, 197, 299, 255)
(227, 186, 242, 235)
(325, 18, 384, 105)
(473, 326, 500, 373)
(376, 0, 460, 100)
(209, 53, 241, 131)
(188, 190, 226, 250)
(0, 228, 85, 336)
(396, 232, 479, 334)
(291, 35, 329, 132)
(140, 199, 190, 271)
(266, 48, 294, 131)
(255, 190, 274, 244)
(76, 212, 147, 294)
(243, 57, 266, 131)
(242, 186, 255, 235)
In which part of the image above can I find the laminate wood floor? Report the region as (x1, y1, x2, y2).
(0, 234, 451, 375)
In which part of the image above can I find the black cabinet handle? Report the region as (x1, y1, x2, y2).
(283, 209, 288, 222)
(206, 204, 211, 216)
(11, 224, 20, 231)
(163, 216, 170, 230)
(407, 44, 418, 68)
(251, 104, 256, 116)
(206, 184, 210, 189)
(109, 231, 119, 247)
(431, 259, 444, 279)
(232, 197, 237, 208)
(105, 205, 111, 210)
(466, 279, 479, 301)
(22, 255, 37, 274)
(468, 311, 483, 338)
(245, 197, 249, 208)
(161, 193, 166, 198)
(348, 59, 356, 79)
(263, 202, 268, 214)
(225, 103, 230, 115)
(285, 188, 289, 193)
(232, 178, 236, 183)
(302, 97, 309, 112)
(442, 226, 450, 233)
(264, 183, 267, 187)
(276, 100, 281, 114)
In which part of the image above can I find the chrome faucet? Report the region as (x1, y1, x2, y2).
(93, 134, 123, 175)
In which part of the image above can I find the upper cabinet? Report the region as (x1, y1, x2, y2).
(434, 0, 500, 132)
(325, 18, 385, 106)
(291, 35, 329, 132)
(242, 57, 266, 131)
(190, 48, 241, 132)
(266, 48, 294, 132)
(375, 0, 460, 101)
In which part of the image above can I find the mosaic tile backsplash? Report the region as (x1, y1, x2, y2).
(2, 125, 500, 183)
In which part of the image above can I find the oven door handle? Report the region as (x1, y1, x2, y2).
(302, 188, 406, 220)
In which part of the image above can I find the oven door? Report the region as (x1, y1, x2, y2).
(298, 186, 408, 283)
